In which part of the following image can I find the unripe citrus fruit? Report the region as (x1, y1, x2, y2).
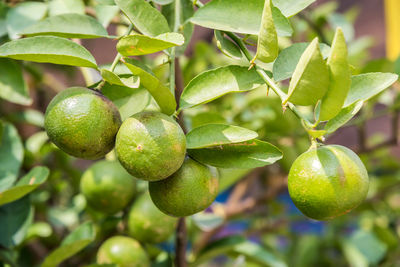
(288, 145, 369, 220)
(80, 160, 136, 215)
(44, 87, 121, 159)
(97, 236, 149, 267)
(149, 158, 219, 217)
(115, 111, 186, 181)
(128, 192, 177, 244)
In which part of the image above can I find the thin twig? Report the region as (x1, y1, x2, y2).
(297, 12, 328, 44)
(175, 218, 187, 267)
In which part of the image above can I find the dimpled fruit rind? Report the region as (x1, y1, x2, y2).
(97, 236, 149, 267)
(80, 160, 136, 215)
(288, 145, 369, 220)
(128, 192, 177, 243)
(149, 158, 219, 217)
(115, 111, 186, 181)
(44, 87, 121, 159)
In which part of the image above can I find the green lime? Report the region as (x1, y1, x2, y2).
(44, 87, 121, 159)
(149, 158, 219, 217)
(115, 111, 186, 181)
(97, 236, 149, 267)
(128, 192, 177, 244)
(288, 144, 369, 220)
(80, 160, 136, 215)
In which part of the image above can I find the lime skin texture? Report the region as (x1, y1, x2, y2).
(149, 157, 219, 217)
(80, 160, 136, 215)
(97, 236, 150, 267)
(128, 192, 177, 244)
(44, 87, 122, 160)
(288, 145, 369, 220)
(115, 111, 186, 181)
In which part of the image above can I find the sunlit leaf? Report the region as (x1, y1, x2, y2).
(49, 0, 85, 16)
(214, 31, 242, 59)
(324, 101, 363, 134)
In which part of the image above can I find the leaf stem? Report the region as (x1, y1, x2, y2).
(109, 24, 134, 72)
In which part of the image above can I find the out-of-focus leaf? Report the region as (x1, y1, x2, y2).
(21, 14, 109, 39)
(26, 222, 52, 240)
(0, 36, 98, 69)
(328, 13, 354, 41)
(95, 5, 120, 28)
(214, 31, 242, 59)
(0, 3, 8, 37)
(7, 109, 45, 127)
(180, 66, 265, 110)
(232, 241, 287, 267)
(49, 0, 85, 16)
(0, 59, 31, 105)
(192, 212, 224, 231)
(186, 124, 258, 149)
(188, 139, 282, 169)
(272, 0, 315, 17)
(218, 168, 252, 192)
(0, 166, 49, 206)
(324, 101, 363, 134)
(153, 0, 174, 4)
(42, 222, 95, 267)
(115, 0, 170, 37)
(0, 123, 24, 191)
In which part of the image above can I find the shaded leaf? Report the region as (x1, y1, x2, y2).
(272, 0, 315, 17)
(324, 101, 363, 134)
(218, 168, 252, 192)
(214, 30, 242, 59)
(192, 212, 224, 231)
(346, 230, 387, 265)
(0, 59, 31, 105)
(115, 0, 170, 37)
(117, 32, 184, 56)
(272, 6, 293, 37)
(180, 65, 264, 110)
(0, 167, 49, 206)
(233, 241, 287, 267)
(21, 14, 109, 39)
(186, 124, 258, 149)
(100, 69, 140, 88)
(6, 109, 45, 128)
(49, 0, 85, 16)
(0, 3, 9, 37)
(0, 36, 98, 69)
(188, 139, 282, 169)
(153, 0, 174, 4)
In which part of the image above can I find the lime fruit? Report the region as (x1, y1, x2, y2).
(80, 160, 136, 215)
(97, 236, 149, 267)
(288, 145, 369, 220)
(128, 192, 177, 244)
(149, 158, 219, 217)
(115, 111, 186, 181)
(44, 87, 121, 159)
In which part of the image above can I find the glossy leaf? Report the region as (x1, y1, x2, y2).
(100, 69, 140, 88)
(115, 0, 170, 37)
(253, 0, 278, 63)
(272, 0, 315, 17)
(0, 123, 24, 192)
(0, 59, 30, 105)
(186, 124, 258, 149)
(42, 222, 95, 267)
(49, 0, 85, 16)
(0, 167, 49, 206)
(285, 38, 329, 106)
(214, 31, 242, 59)
(233, 241, 287, 267)
(319, 28, 351, 121)
(21, 14, 109, 39)
(180, 65, 264, 110)
(117, 33, 184, 56)
(102, 83, 151, 120)
(188, 139, 282, 169)
(122, 58, 176, 115)
(0, 196, 33, 249)
(344, 73, 399, 107)
(273, 42, 330, 82)
(324, 101, 363, 134)
(0, 36, 98, 69)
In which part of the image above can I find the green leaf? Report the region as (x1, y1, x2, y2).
(188, 139, 282, 169)
(6, 1, 47, 39)
(232, 242, 287, 267)
(272, 7, 293, 37)
(0, 123, 24, 192)
(253, 0, 278, 63)
(117, 32, 184, 56)
(95, 4, 120, 28)
(218, 168, 252, 192)
(180, 65, 264, 110)
(324, 101, 363, 134)
(0, 36, 98, 69)
(102, 83, 151, 120)
(49, 0, 85, 16)
(284, 38, 329, 106)
(346, 230, 387, 265)
(192, 212, 224, 231)
(26, 131, 49, 154)
(186, 124, 258, 149)
(0, 59, 31, 105)
(344, 73, 399, 107)
(0, 166, 49, 206)
(272, 0, 315, 17)
(0, 3, 9, 37)
(115, 0, 170, 37)
(7, 109, 45, 128)
(153, 0, 174, 4)
(214, 31, 242, 59)
(21, 14, 109, 39)
(319, 28, 351, 121)
(122, 58, 176, 115)
(190, 0, 292, 36)
(100, 69, 140, 88)
(0, 196, 33, 249)
(42, 222, 95, 267)
(273, 42, 330, 82)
